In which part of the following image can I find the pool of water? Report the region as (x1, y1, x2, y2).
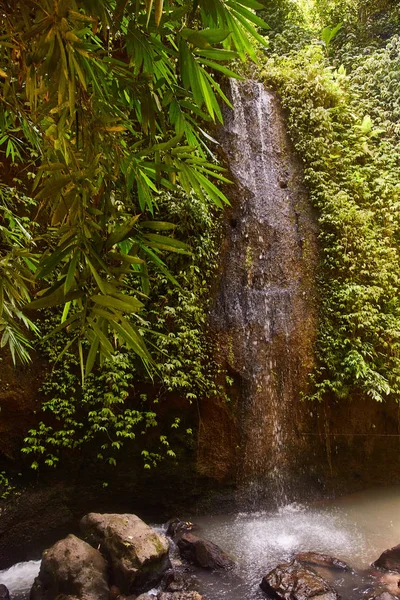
(1, 486, 399, 599)
(188, 486, 400, 599)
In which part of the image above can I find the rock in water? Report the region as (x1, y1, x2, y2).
(158, 593, 205, 600)
(177, 533, 235, 570)
(165, 518, 194, 541)
(260, 561, 340, 600)
(294, 552, 350, 571)
(30, 534, 109, 600)
(0, 584, 10, 600)
(373, 545, 400, 573)
(80, 512, 170, 594)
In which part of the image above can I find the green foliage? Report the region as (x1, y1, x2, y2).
(0, 0, 268, 375)
(0, 185, 39, 364)
(22, 187, 222, 469)
(22, 347, 163, 469)
(261, 32, 400, 404)
(146, 190, 221, 403)
(0, 471, 18, 501)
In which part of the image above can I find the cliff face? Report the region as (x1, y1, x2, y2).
(199, 80, 319, 504)
(198, 80, 400, 504)
(0, 353, 46, 461)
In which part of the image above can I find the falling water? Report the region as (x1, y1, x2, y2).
(212, 80, 318, 505)
(0, 560, 40, 599)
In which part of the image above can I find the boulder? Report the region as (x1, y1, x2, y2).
(166, 519, 194, 541)
(30, 533, 109, 600)
(177, 533, 234, 570)
(260, 561, 340, 600)
(0, 585, 10, 600)
(157, 593, 205, 600)
(80, 513, 170, 594)
(294, 552, 350, 571)
(372, 593, 399, 600)
(161, 568, 194, 593)
(373, 545, 400, 573)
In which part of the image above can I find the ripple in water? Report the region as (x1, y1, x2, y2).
(189, 487, 400, 600)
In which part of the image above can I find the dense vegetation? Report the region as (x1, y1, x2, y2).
(260, 0, 400, 404)
(2, 0, 400, 481)
(0, 0, 268, 371)
(0, 1, 268, 471)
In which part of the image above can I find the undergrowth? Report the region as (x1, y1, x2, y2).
(22, 190, 222, 470)
(260, 30, 400, 403)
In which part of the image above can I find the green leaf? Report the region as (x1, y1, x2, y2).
(91, 294, 143, 313)
(64, 249, 80, 295)
(141, 221, 176, 231)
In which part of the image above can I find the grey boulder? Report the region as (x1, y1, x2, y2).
(30, 533, 109, 600)
(81, 512, 170, 594)
(260, 561, 340, 600)
(177, 533, 234, 570)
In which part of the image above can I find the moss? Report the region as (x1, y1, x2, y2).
(259, 34, 400, 405)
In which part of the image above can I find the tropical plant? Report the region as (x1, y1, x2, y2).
(0, 0, 268, 378)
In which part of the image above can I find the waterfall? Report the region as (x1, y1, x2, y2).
(211, 80, 318, 506)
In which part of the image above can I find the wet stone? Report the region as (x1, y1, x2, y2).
(260, 561, 340, 600)
(294, 552, 350, 571)
(0, 585, 9, 600)
(165, 519, 195, 541)
(373, 545, 400, 573)
(177, 533, 235, 570)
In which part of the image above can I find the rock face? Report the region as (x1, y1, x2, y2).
(30, 534, 109, 600)
(260, 561, 339, 600)
(80, 512, 170, 594)
(207, 79, 319, 504)
(373, 545, 400, 573)
(177, 533, 235, 570)
(294, 552, 350, 571)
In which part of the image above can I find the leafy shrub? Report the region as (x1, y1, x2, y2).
(261, 35, 400, 403)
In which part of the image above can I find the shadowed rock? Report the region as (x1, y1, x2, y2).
(0, 585, 10, 600)
(177, 533, 235, 570)
(80, 512, 170, 594)
(373, 545, 400, 573)
(260, 561, 340, 600)
(166, 519, 194, 541)
(30, 534, 109, 600)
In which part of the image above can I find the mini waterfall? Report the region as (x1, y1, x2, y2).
(211, 80, 318, 505)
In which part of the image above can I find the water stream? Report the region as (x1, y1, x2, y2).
(189, 486, 400, 600)
(1, 487, 400, 599)
(211, 79, 318, 503)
